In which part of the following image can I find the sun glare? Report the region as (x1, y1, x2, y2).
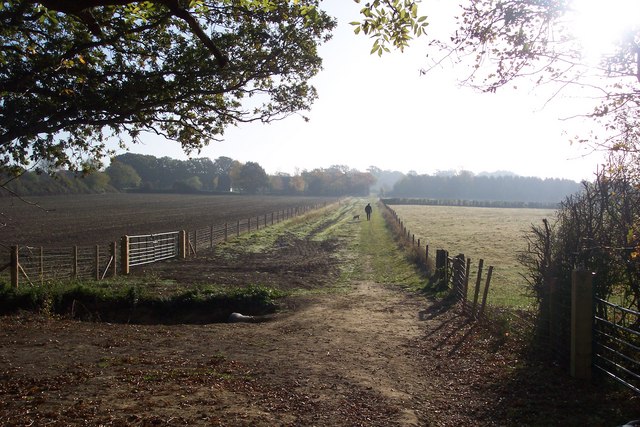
(569, 0, 640, 61)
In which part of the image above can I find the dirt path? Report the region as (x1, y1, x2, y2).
(0, 283, 436, 426)
(0, 200, 636, 426)
(216, 280, 433, 426)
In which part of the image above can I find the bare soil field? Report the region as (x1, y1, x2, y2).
(0, 198, 637, 426)
(0, 193, 334, 246)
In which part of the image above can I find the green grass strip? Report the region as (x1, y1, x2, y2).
(351, 200, 425, 290)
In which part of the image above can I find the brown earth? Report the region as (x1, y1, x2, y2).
(0, 199, 638, 426)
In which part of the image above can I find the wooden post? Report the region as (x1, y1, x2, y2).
(571, 268, 593, 380)
(478, 265, 494, 318)
(10, 245, 18, 288)
(256, 216, 259, 230)
(548, 277, 560, 359)
(72, 245, 78, 278)
(237, 220, 240, 237)
(452, 254, 466, 301)
(463, 257, 471, 311)
(417, 238, 420, 248)
(178, 230, 187, 259)
(95, 245, 100, 281)
(271, 212, 274, 226)
(210, 225, 214, 249)
(224, 222, 228, 241)
(434, 249, 449, 290)
(425, 245, 429, 264)
(471, 259, 484, 318)
(121, 236, 130, 275)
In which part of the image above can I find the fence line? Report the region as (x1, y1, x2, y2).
(381, 200, 640, 395)
(380, 201, 495, 320)
(2, 204, 323, 287)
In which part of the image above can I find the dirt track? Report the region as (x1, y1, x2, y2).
(0, 199, 637, 426)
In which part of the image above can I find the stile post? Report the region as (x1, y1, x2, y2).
(10, 245, 18, 288)
(121, 236, 130, 275)
(571, 268, 593, 380)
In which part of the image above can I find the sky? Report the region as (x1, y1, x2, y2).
(116, 0, 634, 182)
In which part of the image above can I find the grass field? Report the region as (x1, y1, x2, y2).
(389, 204, 557, 309)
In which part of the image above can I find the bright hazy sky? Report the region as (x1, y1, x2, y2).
(117, 0, 637, 182)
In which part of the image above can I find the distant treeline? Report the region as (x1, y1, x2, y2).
(0, 169, 116, 196)
(388, 172, 582, 204)
(382, 198, 559, 209)
(0, 153, 374, 197)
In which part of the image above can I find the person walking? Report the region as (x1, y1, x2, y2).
(365, 203, 372, 221)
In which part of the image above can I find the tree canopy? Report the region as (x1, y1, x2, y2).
(1, 0, 335, 173)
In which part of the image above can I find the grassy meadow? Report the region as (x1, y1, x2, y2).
(389, 204, 557, 309)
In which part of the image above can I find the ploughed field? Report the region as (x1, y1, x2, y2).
(0, 198, 637, 425)
(0, 193, 334, 247)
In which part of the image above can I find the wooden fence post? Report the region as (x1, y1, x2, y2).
(571, 268, 593, 380)
(434, 249, 449, 290)
(121, 236, 130, 275)
(463, 257, 471, 311)
(471, 259, 484, 318)
(178, 230, 187, 259)
(210, 225, 214, 249)
(224, 222, 228, 241)
(10, 245, 18, 288)
(478, 265, 494, 318)
(452, 254, 466, 301)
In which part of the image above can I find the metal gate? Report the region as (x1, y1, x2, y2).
(593, 298, 640, 394)
(128, 232, 180, 267)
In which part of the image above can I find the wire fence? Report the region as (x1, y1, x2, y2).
(2, 204, 323, 287)
(380, 200, 640, 395)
